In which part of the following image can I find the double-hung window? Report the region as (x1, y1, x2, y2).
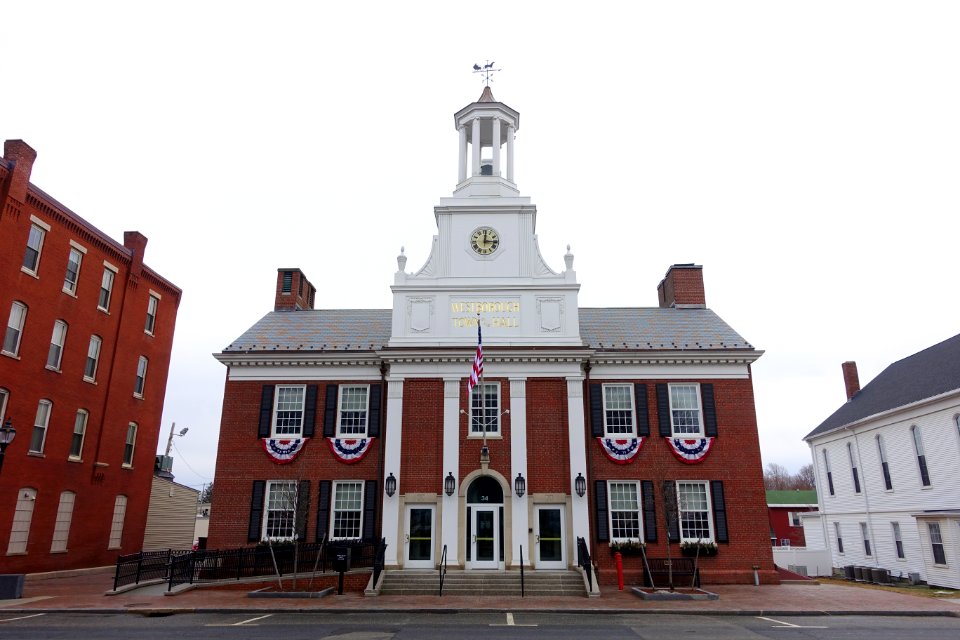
(332, 480, 364, 539)
(84, 335, 102, 381)
(272, 385, 306, 437)
(607, 481, 642, 541)
(144, 294, 159, 334)
(822, 449, 835, 496)
(602, 384, 635, 436)
(3, 302, 27, 357)
(69, 409, 88, 459)
(676, 481, 713, 542)
(122, 423, 137, 467)
(47, 320, 68, 370)
(876, 434, 893, 490)
(669, 384, 703, 437)
(98, 264, 117, 312)
(929, 522, 947, 565)
(911, 425, 931, 486)
(22, 221, 47, 274)
(470, 382, 500, 436)
(834, 522, 844, 554)
(30, 399, 52, 453)
(63, 244, 85, 294)
(263, 481, 298, 540)
(892, 522, 905, 559)
(860, 522, 872, 556)
(337, 385, 370, 437)
(133, 356, 148, 397)
(0, 388, 8, 423)
(847, 442, 861, 494)
(788, 511, 802, 527)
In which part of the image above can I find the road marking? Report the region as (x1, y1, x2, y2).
(205, 613, 273, 627)
(0, 613, 46, 623)
(490, 612, 537, 627)
(756, 616, 828, 629)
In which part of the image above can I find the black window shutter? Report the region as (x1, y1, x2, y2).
(363, 480, 377, 542)
(656, 384, 671, 437)
(297, 480, 310, 541)
(303, 385, 318, 438)
(323, 384, 339, 438)
(594, 480, 609, 542)
(641, 480, 657, 542)
(711, 480, 728, 543)
(702, 383, 718, 437)
(316, 480, 331, 542)
(664, 481, 680, 542)
(367, 383, 382, 437)
(258, 386, 275, 438)
(248, 480, 266, 542)
(634, 384, 649, 437)
(589, 383, 604, 437)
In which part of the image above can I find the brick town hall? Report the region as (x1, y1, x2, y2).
(210, 86, 775, 587)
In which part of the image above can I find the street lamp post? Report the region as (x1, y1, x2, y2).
(0, 418, 16, 474)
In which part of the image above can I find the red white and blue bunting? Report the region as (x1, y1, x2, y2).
(666, 437, 715, 464)
(327, 437, 375, 464)
(261, 438, 308, 464)
(597, 437, 645, 464)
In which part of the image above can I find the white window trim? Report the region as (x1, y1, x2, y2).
(7, 488, 38, 555)
(929, 522, 947, 566)
(30, 399, 52, 454)
(46, 319, 68, 371)
(69, 409, 88, 461)
(336, 384, 371, 438)
(847, 442, 861, 494)
(330, 480, 365, 540)
(668, 383, 705, 438)
(30, 214, 52, 231)
(262, 480, 298, 542)
(144, 293, 160, 335)
(892, 521, 906, 560)
(0, 388, 8, 424)
(3, 301, 27, 358)
(602, 383, 636, 438)
(676, 480, 714, 543)
(84, 335, 102, 382)
(97, 262, 118, 313)
(133, 356, 148, 398)
(607, 479, 643, 542)
(50, 491, 76, 553)
(860, 522, 872, 557)
(834, 521, 844, 555)
(21, 218, 49, 276)
(469, 381, 501, 438)
(122, 423, 137, 468)
(911, 424, 931, 487)
(271, 384, 307, 438)
(63, 247, 84, 296)
(108, 495, 127, 549)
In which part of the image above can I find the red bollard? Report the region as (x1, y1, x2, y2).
(615, 551, 624, 590)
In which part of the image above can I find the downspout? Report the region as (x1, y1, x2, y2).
(809, 440, 831, 558)
(849, 426, 878, 567)
(377, 361, 388, 542)
(583, 360, 595, 552)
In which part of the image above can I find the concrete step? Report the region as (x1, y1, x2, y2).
(379, 569, 586, 597)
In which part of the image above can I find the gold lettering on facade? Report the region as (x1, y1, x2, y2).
(450, 300, 521, 329)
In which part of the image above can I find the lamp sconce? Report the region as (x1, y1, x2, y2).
(575, 472, 586, 498)
(385, 472, 397, 497)
(444, 471, 456, 497)
(514, 473, 526, 498)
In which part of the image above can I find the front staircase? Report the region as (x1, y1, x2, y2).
(378, 569, 588, 597)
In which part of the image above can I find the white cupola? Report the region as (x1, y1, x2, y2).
(453, 86, 520, 198)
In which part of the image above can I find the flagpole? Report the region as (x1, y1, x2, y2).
(478, 313, 487, 450)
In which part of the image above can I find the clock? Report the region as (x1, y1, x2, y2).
(470, 226, 500, 255)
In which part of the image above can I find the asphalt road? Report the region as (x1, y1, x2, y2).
(2, 612, 959, 639)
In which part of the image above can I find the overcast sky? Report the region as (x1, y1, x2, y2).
(4, 2, 959, 494)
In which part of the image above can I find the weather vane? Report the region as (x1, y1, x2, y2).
(472, 60, 500, 86)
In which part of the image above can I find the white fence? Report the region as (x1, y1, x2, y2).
(772, 547, 834, 577)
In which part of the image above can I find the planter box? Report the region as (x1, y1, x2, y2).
(632, 587, 718, 601)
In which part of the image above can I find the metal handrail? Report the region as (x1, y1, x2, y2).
(577, 537, 593, 592)
(519, 545, 525, 598)
(438, 544, 448, 596)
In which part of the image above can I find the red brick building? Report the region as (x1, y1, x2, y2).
(0, 140, 181, 572)
(210, 89, 775, 586)
(766, 490, 818, 547)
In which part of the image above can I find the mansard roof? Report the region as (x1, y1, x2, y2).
(805, 332, 960, 440)
(221, 307, 753, 353)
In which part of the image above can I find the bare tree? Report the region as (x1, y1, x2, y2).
(794, 463, 815, 490)
(763, 462, 794, 490)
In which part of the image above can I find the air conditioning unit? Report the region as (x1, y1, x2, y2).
(908, 572, 923, 585)
(155, 455, 173, 472)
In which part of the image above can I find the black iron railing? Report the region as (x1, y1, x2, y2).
(519, 545, 525, 598)
(438, 544, 448, 596)
(113, 549, 191, 591)
(576, 536, 593, 593)
(371, 538, 387, 590)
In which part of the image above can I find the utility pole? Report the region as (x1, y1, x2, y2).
(165, 421, 189, 456)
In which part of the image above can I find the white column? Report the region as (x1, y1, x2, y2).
(491, 117, 501, 177)
(471, 117, 481, 176)
(567, 377, 590, 547)
(509, 379, 529, 567)
(441, 378, 461, 564)
(382, 379, 404, 567)
(458, 126, 467, 184)
(506, 125, 515, 182)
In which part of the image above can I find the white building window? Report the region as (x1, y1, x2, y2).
(847, 442, 861, 494)
(892, 522, 905, 559)
(122, 423, 137, 467)
(470, 382, 500, 436)
(332, 480, 363, 539)
(84, 335, 102, 381)
(50, 491, 76, 552)
(834, 522, 844, 554)
(69, 409, 88, 460)
(98, 265, 117, 312)
(823, 449, 835, 496)
(144, 294, 159, 334)
(0, 388, 8, 423)
(47, 320, 68, 370)
(108, 495, 127, 549)
(337, 385, 370, 437)
(911, 425, 931, 487)
(877, 434, 893, 491)
(676, 481, 713, 542)
(929, 522, 947, 565)
(669, 384, 703, 437)
(133, 356, 148, 397)
(607, 481, 642, 541)
(30, 399, 52, 453)
(272, 385, 305, 437)
(3, 301, 27, 357)
(6, 488, 37, 554)
(22, 223, 46, 274)
(63, 246, 84, 295)
(602, 384, 635, 436)
(788, 511, 802, 527)
(263, 481, 297, 541)
(860, 522, 872, 556)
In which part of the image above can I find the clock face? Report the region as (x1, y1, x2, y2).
(470, 227, 500, 255)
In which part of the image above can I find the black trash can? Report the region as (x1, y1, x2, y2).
(0, 574, 25, 600)
(331, 546, 351, 573)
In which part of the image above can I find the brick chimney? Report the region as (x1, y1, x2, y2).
(275, 268, 315, 311)
(842, 361, 860, 400)
(123, 231, 148, 275)
(657, 263, 706, 308)
(2, 139, 38, 204)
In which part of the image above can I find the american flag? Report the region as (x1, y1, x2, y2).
(467, 321, 483, 394)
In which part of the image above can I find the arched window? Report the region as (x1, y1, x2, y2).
(876, 434, 892, 490)
(3, 301, 27, 356)
(51, 491, 76, 552)
(7, 488, 38, 554)
(108, 495, 128, 549)
(911, 425, 931, 487)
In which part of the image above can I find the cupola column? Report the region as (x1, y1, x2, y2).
(471, 117, 482, 176)
(458, 126, 468, 184)
(491, 117, 501, 177)
(506, 125, 516, 182)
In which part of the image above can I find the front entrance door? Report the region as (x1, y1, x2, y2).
(535, 505, 565, 569)
(404, 505, 434, 569)
(471, 506, 499, 569)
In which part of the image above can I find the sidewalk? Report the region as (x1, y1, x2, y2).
(3, 568, 960, 617)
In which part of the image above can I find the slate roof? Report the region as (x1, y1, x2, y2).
(222, 307, 753, 353)
(805, 332, 960, 440)
(766, 489, 818, 506)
